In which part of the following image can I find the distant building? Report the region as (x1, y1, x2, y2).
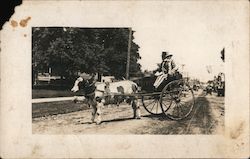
(101, 76, 115, 83)
(37, 72, 61, 83)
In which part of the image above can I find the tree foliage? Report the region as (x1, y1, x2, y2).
(32, 27, 142, 80)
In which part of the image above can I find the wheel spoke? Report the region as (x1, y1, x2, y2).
(173, 102, 179, 117)
(144, 99, 156, 108)
(167, 101, 176, 116)
(176, 102, 184, 117)
(162, 100, 172, 112)
(142, 95, 162, 115)
(150, 101, 157, 112)
(156, 101, 159, 114)
(176, 105, 180, 117)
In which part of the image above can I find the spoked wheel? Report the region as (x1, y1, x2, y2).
(160, 79, 195, 120)
(141, 93, 163, 115)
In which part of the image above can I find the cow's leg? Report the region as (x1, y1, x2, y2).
(131, 97, 141, 119)
(96, 101, 103, 125)
(116, 96, 121, 107)
(73, 96, 78, 103)
(108, 95, 113, 107)
(135, 98, 141, 119)
(89, 98, 97, 123)
(91, 105, 97, 123)
(132, 100, 136, 118)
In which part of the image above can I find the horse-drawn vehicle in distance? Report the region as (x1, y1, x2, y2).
(215, 72, 225, 97)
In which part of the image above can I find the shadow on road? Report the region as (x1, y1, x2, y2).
(101, 117, 138, 123)
(81, 114, 162, 124)
(99, 112, 172, 124)
(77, 113, 166, 125)
(137, 96, 221, 135)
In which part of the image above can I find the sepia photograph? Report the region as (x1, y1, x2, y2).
(32, 27, 225, 135)
(0, 0, 249, 158)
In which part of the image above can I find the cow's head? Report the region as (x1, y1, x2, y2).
(71, 73, 95, 92)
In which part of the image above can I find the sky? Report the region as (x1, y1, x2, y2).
(130, 2, 236, 82)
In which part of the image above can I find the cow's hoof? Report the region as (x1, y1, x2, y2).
(96, 121, 102, 125)
(133, 116, 141, 119)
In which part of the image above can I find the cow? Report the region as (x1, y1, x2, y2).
(71, 74, 141, 124)
(95, 80, 138, 106)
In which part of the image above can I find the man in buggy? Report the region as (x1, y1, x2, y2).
(154, 51, 182, 91)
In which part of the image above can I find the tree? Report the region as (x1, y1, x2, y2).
(32, 27, 142, 84)
(97, 29, 141, 78)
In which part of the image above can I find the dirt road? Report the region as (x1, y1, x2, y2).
(32, 91, 224, 134)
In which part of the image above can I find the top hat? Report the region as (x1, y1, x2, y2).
(162, 51, 173, 58)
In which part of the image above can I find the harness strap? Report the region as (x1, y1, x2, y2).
(85, 91, 95, 97)
(96, 89, 105, 93)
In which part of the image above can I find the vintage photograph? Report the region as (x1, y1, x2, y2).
(32, 27, 225, 134)
(1, 1, 248, 158)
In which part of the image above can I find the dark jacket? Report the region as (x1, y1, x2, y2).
(161, 59, 176, 74)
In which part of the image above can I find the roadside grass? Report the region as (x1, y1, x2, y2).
(32, 89, 82, 99)
(32, 100, 89, 118)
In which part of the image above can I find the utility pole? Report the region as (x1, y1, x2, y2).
(181, 64, 185, 76)
(126, 27, 132, 79)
